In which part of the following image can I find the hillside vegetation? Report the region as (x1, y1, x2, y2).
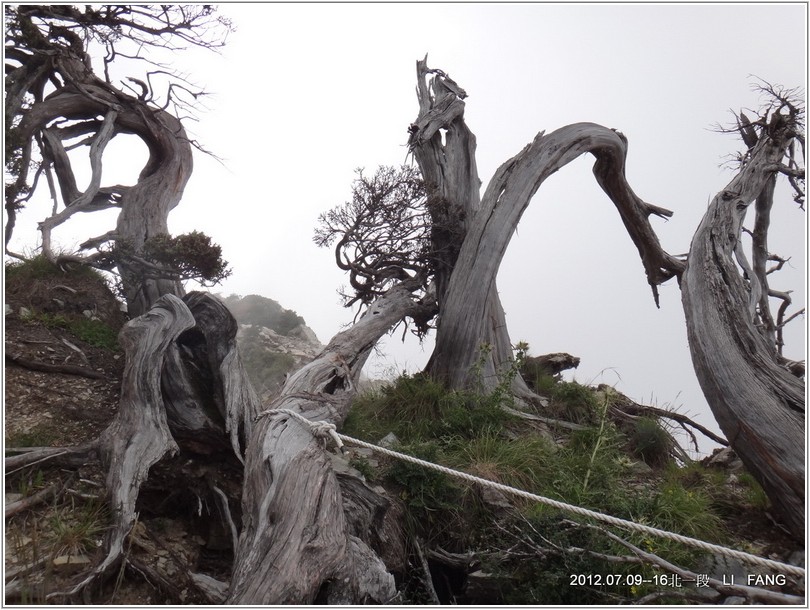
(337, 353, 803, 604)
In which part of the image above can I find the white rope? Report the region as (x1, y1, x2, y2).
(259, 408, 806, 579)
(257, 408, 345, 451)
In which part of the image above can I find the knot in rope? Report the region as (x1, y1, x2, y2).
(256, 408, 344, 452)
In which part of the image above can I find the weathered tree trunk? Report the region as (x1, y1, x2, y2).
(61, 292, 259, 598)
(408, 59, 537, 394)
(11, 52, 190, 317)
(66, 294, 195, 595)
(228, 283, 428, 603)
(681, 117, 805, 539)
(425, 119, 683, 390)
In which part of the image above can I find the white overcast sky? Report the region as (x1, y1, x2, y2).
(7, 3, 807, 455)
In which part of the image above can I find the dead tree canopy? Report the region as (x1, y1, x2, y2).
(4, 5, 232, 316)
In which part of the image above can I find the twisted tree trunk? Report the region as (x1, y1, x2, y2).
(408, 61, 803, 539)
(10, 50, 190, 317)
(408, 59, 536, 394)
(681, 117, 805, 538)
(435, 123, 684, 389)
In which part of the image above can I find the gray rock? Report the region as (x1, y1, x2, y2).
(697, 554, 749, 584)
(378, 432, 399, 449)
(703, 447, 744, 472)
(5, 304, 12, 316)
(329, 452, 365, 479)
(628, 460, 653, 474)
(52, 554, 91, 573)
(479, 485, 513, 510)
(352, 448, 375, 458)
(288, 323, 322, 347)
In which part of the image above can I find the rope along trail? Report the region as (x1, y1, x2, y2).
(260, 408, 806, 579)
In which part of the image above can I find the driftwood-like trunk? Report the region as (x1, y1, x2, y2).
(422, 117, 683, 390)
(408, 59, 536, 394)
(681, 118, 805, 539)
(60, 292, 259, 598)
(228, 284, 427, 603)
(65, 294, 195, 595)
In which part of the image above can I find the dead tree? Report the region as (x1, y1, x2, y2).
(407, 58, 683, 394)
(681, 88, 805, 537)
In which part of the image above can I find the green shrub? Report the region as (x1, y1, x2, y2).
(385, 441, 465, 536)
(551, 381, 598, 424)
(141, 231, 231, 286)
(629, 417, 673, 466)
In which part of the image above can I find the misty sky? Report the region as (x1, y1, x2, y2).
(7, 3, 807, 455)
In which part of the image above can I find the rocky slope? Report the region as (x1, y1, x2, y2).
(219, 294, 322, 402)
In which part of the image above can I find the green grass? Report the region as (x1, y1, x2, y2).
(5, 254, 104, 282)
(20, 309, 119, 350)
(444, 427, 555, 492)
(341, 371, 745, 604)
(629, 417, 674, 466)
(550, 380, 598, 424)
(48, 497, 109, 557)
(69, 317, 119, 350)
(342, 374, 513, 444)
(737, 472, 770, 509)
